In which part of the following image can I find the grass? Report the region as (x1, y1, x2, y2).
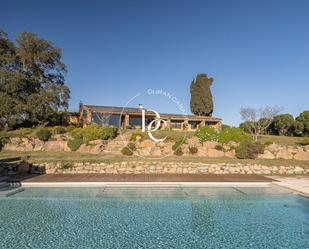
(258, 135, 306, 146)
(1, 151, 309, 168)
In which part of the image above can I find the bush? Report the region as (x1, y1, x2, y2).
(0, 131, 10, 151)
(296, 138, 309, 146)
(130, 132, 145, 142)
(218, 127, 250, 144)
(36, 128, 52, 141)
(189, 146, 198, 154)
(214, 144, 224, 151)
(172, 137, 186, 151)
(195, 126, 219, 143)
(174, 147, 184, 156)
(121, 146, 133, 156)
(16, 127, 32, 136)
(67, 138, 83, 151)
(70, 125, 118, 144)
(235, 140, 265, 159)
(52, 126, 67, 134)
(127, 142, 136, 151)
(264, 141, 274, 146)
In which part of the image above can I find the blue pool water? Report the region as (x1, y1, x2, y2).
(0, 186, 308, 249)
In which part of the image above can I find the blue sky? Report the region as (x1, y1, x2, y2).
(1, 0, 309, 126)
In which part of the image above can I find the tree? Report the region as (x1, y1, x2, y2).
(239, 106, 281, 141)
(271, 114, 294, 136)
(0, 29, 70, 129)
(190, 73, 214, 116)
(294, 111, 309, 136)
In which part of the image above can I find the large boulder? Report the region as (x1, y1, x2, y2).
(33, 139, 45, 151)
(138, 139, 156, 148)
(258, 150, 275, 159)
(203, 141, 219, 149)
(43, 141, 69, 152)
(276, 149, 293, 160)
(267, 144, 281, 154)
(3, 137, 34, 151)
(77, 144, 91, 153)
(151, 147, 162, 156)
(187, 137, 200, 147)
(294, 151, 309, 161)
(207, 149, 224, 158)
(304, 145, 309, 152)
(138, 147, 151, 156)
(224, 149, 236, 158)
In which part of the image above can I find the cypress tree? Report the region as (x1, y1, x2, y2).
(190, 73, 214, 116)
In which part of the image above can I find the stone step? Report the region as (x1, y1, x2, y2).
(0, 186, 24, 197)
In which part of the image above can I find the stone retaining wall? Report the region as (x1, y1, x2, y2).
(40, 162, 309, 175)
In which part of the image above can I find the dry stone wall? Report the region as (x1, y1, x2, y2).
(3, 137, 309, 161)
(40, 161, 309, 175)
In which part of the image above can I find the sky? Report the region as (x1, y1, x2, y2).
(1, 0, 309, 126)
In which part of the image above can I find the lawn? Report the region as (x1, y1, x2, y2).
(258, 135, 306, 146)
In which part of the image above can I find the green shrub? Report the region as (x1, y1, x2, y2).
(36, 128, 52, 141)
(121, 146, 133, 156)
(214, 144, 224, 151)
(264, 140, 274, 146)
(174, 147, 184, 156)
(127, 142, 136, 151)
(70, 125, 118, 144)
(52, 126, 67, 134)
(130, 132, 145, 142)
(67, 138, 83, 151)
(16, 127, 32, 136)
(235, 140, 265, 159)
(218, 127, 250, 144)
(172, 137, 186, 151)
(189, 146, 198, 154)
(296, 138, 309, 146)
(194, 126, 219, 143)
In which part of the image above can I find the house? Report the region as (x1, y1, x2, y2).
(78, 104, 222, 131)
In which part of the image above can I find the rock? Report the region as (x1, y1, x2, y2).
(294, 151, 309, 161)
(207, 149, 225, 158)
(276, 149, 293, 160)
(203, 141, 219, 149)
(224, 150, 236, 158)
(187, 137, 200, 147)
(151, 147, 162, 156)
(258, 150, 275, 159)
(139, 148, 151, 156)
(197, 149, 207, 156)
(287, 146, 301, 154)
(139, 139, 156, 148)
(76, 144, 91, 153)
(267, 143, 281, 154)
(227, 141, 239, 147)
(294, 166, 304, 174)
(21, 138, 35, 151)
(33, 139, 44, 151)
(44, 141, 68, 152)
(304, 145, 309, 152)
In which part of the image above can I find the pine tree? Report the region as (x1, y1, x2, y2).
(190, 73, 214, 116)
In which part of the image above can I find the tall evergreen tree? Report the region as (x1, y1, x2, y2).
(0, 29, 70, 129)
(190, 73, 214, 116)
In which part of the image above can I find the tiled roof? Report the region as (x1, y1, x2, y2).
(82, 105, 221, 121)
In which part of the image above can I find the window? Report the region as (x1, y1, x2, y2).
(171, 120, 182, 129)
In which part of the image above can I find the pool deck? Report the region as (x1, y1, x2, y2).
(17, 173, 276, 187)
(270, 176, 309, 196)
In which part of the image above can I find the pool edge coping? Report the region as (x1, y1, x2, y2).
(21, 182, 273, 187)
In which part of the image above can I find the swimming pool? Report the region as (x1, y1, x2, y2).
(0, 185, 308, 249)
